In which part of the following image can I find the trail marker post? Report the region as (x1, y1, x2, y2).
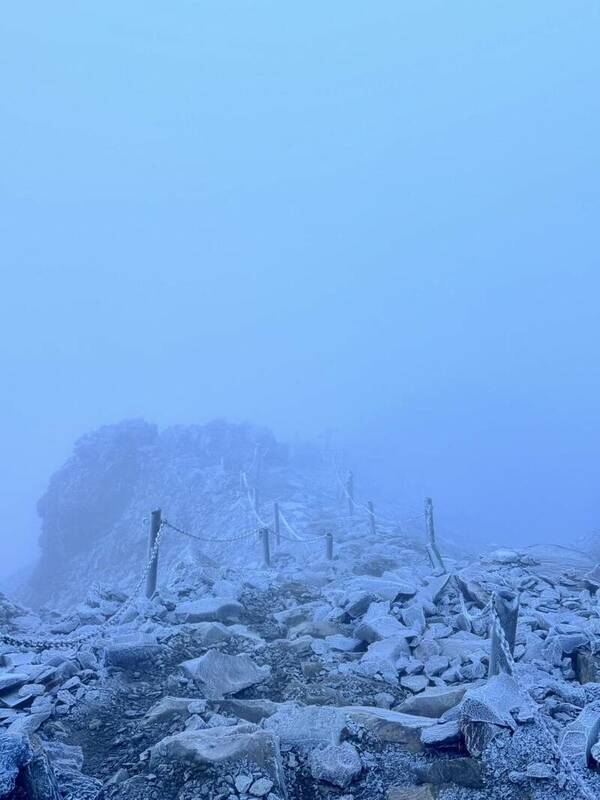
(346, 470, 355, 516)
(326, 532, 334, 560)
(489, 590, 520, 677)
(368, 500, 376, 537)
(261, 527, 271, 568)
(145, 508, 161, 599)
(424, 497, 446, 574)
(273, 502, 280, 547)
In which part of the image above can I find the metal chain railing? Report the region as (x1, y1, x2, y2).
(162, 518, 258, 544)
(0, 520, 168, 651)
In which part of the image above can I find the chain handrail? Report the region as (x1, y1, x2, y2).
(0, 520, 168, 651)
(162, 519, 258, 544)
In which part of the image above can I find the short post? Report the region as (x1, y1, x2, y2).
(261, 527, 271, 568)
(145, 509, 161, 599)
(254, 448, 262, 514)
(326, 532, 333, 560)
(346, 470, 354, 516)
(273, 502, 280, 547)
(489, 590, 520, 677)
(368, 500, 376, 537)
(424, 497, 446, 574)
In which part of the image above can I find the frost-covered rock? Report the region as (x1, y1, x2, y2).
(309, 742, 362, 788)
(180, 650, 270, 698)
(150, 723, 285, 789)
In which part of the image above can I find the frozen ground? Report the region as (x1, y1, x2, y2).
(1, 420, 600, 799)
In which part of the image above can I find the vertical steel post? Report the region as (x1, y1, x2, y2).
(326, 532, 334, 560)
(489, 590, 520, 677)
(424, 497, 446, 574)
(368, 500, 376, 537)
(273, 502, 280, 547)
(145, 509, 161, 599)
(346, 470, 354, 516)
(261, 527, 271, 567)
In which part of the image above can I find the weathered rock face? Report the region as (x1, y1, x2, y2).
(22, 419, 293, 608)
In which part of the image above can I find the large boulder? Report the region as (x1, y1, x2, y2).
(180, 650, 270, 698)
(340, 707, 437, 752)
(460, 675, 522, 757)
(264, 705, 347, 748)
(150, 723, 285, 790)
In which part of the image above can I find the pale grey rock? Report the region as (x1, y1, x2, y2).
(401, 675, 429, 693)
(310, 742, 362, 788)
(559, 705, 600, 768)
(249, 777, 274, 796)
(0, 732, 31, 796)
(150, 724, 285, 790)
(396, 685, 467, 718)
(104, 634, 161, 669)
(6, 711, 51, 736)
(143, 696, 201, 725)
(340, 706, 437, 751)
(174, 598, 243, 624)
(264, 705, 346, 747)
(180, 650, 270, 698)
(420, 718, 461, 747)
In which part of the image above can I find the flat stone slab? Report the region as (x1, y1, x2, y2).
(180, 650, 270, 698)
(264, 705, 347, 747)
(150, 723, 285, 789)
(396, 686, 468, 718)
(174, 598, 243, 624)
(340, 706, 437, 752)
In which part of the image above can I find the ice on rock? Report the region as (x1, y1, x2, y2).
(309, 742, 362, 788)
(264, 705, 347, 747)
(174, 597, 243, 624)
(180, 650, 270, 698)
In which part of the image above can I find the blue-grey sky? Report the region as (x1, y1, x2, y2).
(1, 2, 599, 574)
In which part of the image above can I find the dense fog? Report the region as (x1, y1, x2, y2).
(2, 2, 599, 578)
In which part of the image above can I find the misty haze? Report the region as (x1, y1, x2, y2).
(1, 4, 600, 800)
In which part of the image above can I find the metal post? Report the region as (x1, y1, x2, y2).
(261, 527, 271, 568)
(368, 500, 376, 537)
(273, 502, 280, 546)
(326, 532, 333, 560)
(489, 590, 520, 677)
(346, 470, 354, 516)
(145, 509, 161, 599)
(424, 497, 446, 574)
(254, 448, 262, 514)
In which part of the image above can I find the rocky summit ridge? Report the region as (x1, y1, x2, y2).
(1, 420, 600, 799)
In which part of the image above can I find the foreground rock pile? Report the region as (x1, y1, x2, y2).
(2, 535, 600, 799)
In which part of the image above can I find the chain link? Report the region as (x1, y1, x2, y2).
(0, 521, 168, 651)
(162, 519, 258, 544)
